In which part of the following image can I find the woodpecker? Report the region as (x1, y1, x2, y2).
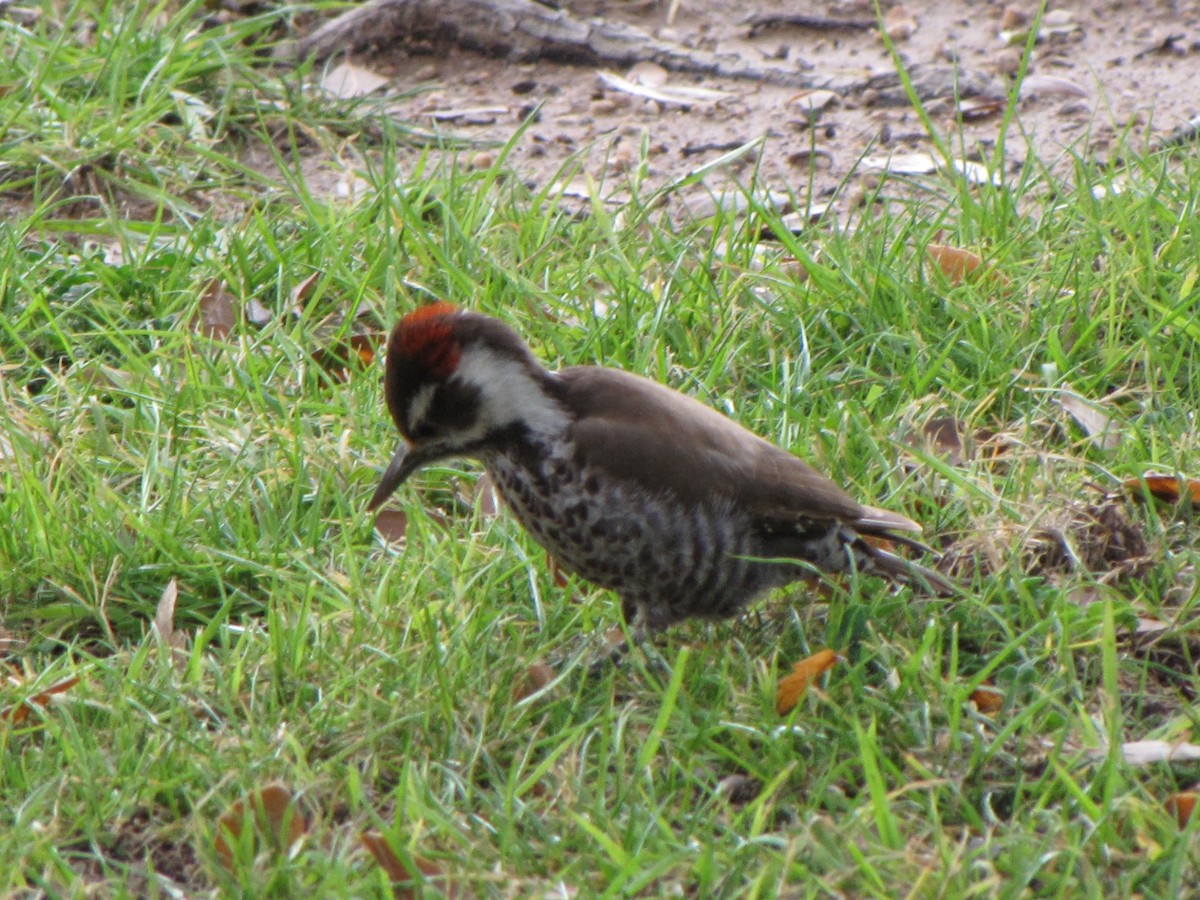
(369, 304, 953, 641)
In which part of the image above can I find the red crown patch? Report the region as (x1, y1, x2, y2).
(396, 302, 462, 379)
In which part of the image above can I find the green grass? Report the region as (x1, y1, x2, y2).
(4, 0, 1200, 896)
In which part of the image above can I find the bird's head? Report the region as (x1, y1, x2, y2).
(367, 303, 564, 510)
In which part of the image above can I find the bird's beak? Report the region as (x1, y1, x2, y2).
(367, 442, 434, 511)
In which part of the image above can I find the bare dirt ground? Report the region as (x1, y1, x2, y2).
(341, 0, 1200, 215)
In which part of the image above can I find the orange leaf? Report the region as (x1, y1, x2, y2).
(312, 333, 384, 382)
(1166, 792, 1199, 829)
(776, 648, 837, 715)
(860, 534, 896, 552)
(1124, 474, 1200, 506)
(2, 675, 80, 724)
(547, 552, 570, 589)
(969, 685, 1004, 715)
(360, 831, 459, 899)
(926, 243, 1009, 286)
(214, 783, 307, 872)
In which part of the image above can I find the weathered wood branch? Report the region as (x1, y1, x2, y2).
(290, 0, 1004, 101)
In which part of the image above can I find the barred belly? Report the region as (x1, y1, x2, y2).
(484, 441, 774, 625)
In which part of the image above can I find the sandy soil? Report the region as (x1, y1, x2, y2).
(356, 0, 1200, 216)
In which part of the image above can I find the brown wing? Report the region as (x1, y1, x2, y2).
(557, 366, 871, 525)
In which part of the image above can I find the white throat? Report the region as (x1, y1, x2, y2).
(454, 346, 568, 438)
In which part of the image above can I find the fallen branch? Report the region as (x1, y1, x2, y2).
(288, 0, 1004, 102)
(741, 12, 877, 37)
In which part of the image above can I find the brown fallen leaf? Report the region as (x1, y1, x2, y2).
(511, 662, 556, 701)
(290, 271, 322, 314)
(374, 509, 408, 543)
(195, 280, 236, 339)
(926, 243, 1009, 286)
(900, 416, 1006, 470)
(919, 416, 967, 465)
(153, 577, 190, 671)
(969, 684, 1004, 715)
(1166, 792, 1199, 828)
(1124, 474, 1200, 506)
(312, 332, 384, 382)
(360, 831, 461, 899)
(214, 783, 307, 872)
(547, 552, 570, 589)
(2, 675, 81, 724)
(776, 648, 837, 715)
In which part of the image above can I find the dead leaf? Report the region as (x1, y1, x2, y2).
(1134, 616, 1171, 637)
(153, 577, 189, 671)
(195, 280, 236, 339)
(321, 61, 389, 99)
(715, 773, 762, 804)
(312, 333, 384, 382)
(2, 675, 81, 724)
(1124, 474, 1200, 506)
(374, 509, 408, 543)
(547, 552, 570, 589)
(360, 831, 460, 898)
(214, 783, 307, 872)
(969, 684, 1004, 714)
(927, 243, 1008, 285)
(474, 473, 501, 519)
(511, 662, 556, 701)
(776, 648, 837, 715)
(291, 272, 321, 313)
(917, 416, 967, 465)
(928, 240, 981, 276)
(153, 577, 178, 644)
(1166, 792, 1199, 828)
(901, 416, 1004, 467)
(245, 297, 273, 327)
(1109, 740, 1200, 766)
(1057, 391, 1121, 449)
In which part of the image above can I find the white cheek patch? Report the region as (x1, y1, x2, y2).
(454, 348, 568, 436)
(406, 382, 437, 434)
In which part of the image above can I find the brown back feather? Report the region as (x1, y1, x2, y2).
(557, 367, 872, 525)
